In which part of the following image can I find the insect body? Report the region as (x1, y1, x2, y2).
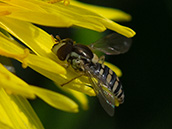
(52, 33, 132, 116)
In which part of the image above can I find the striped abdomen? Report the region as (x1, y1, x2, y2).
(90, 63, 124, 104)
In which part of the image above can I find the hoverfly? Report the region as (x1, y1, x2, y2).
(51, 33, 132, 116)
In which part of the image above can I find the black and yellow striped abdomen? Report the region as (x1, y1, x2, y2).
(90, 63, 124, 104)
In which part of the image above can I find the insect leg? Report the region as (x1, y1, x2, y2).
(61, 73, 85, 86)
(61, 60, 86, 86)
(50, 34, 62, 45)
(55, 35, 61, 42)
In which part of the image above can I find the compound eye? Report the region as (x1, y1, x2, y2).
(73, 44, 93, 59)
(57, 43, 73, 61)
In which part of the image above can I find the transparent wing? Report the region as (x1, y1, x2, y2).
(86, 70, 115, 116)
(89, 33, 132, 55)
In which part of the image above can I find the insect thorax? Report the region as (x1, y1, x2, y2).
(66, 44, 94, 71)
(67, 51, 92, 71)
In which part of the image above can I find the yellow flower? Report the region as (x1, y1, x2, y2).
(0, 0, 135, 128)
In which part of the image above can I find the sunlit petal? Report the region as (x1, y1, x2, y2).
(71, 0, 131, 21)
(0, 18, 55, 58)
(1, 0, 135, 37)
(0, 88, 44, 129)
(31, 86, 78, 112)
(0, 64, 78, 112)
(0, 32, 66, 74)
(58, 85, 89, 110)
(0, 64, 36, 98)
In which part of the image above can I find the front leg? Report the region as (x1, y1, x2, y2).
(61, 73, 85, 86)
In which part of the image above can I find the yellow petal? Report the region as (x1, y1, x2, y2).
(115, 99, 120, 107)
(11, 96, 44, 129)
(0, 32, 66, 74)
(27, 54, 66, 74)
(0, 11, 11, 16)
(104, 61, 122, 77)
(102, 18, 135, 38)
(31, 86, 78, 112)
(0, 122, 13, 129)
(47, 0, 71, 5)
(0, 64, 78, 112)
(58, 85, 89, 110)
(0, 17, 55, 58)
(1, 0, 135, 37)
(0, 1, 71, 27)
(68, 90, 89, 110)
(0, 88, 44, 129)
(0, 64, 36, 98)
(71, 0, 131, 21)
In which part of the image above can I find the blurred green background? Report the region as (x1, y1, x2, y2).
(13, 0, 172, 129)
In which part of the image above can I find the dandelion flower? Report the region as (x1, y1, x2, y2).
(0, 0, 135, 128)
